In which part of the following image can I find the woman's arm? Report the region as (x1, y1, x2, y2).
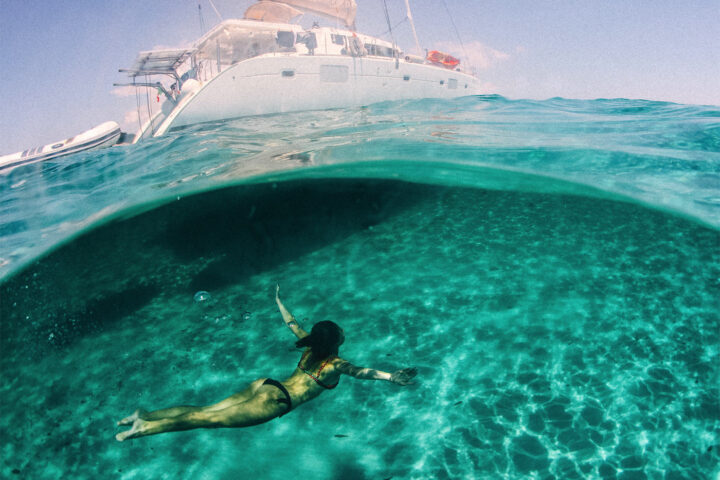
(336, 361, 417, 386)
(275, 285, 309, 339)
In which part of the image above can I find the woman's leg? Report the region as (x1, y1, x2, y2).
(117, 406, 199, 426)
(115, 379, 283, 441)
(117, 379, 267, 426)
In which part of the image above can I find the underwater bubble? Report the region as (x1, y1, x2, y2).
(194, 291, 211, 303)
(242, 311, 252, 321)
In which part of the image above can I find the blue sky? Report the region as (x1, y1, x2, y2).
(1, 0, 718, 154)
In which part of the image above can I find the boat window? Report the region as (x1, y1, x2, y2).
(331, 34, 346, 46)
(277, 31, 295, 48)
(282, 70, 295, 77)
(448, 78, 458, 89)
(320, 65, 349, 82)
(403, 75, 410, 81)
(193, 26, 283, 73)
(365, 44, 395, 58)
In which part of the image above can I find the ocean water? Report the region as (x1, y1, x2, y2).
(0, 96, 718, 479)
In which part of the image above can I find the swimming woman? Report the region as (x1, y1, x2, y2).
(115, 285, 417, 441)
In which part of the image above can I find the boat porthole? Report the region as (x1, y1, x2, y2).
(282, 70, 295, 77)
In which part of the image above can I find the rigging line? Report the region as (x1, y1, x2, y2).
(134, 80, 143, 133)
(440, 0, 469, 68)
(381, 0, 398, 66)
(207, 0, 223, 21)
(144, 75, 154, 135)
(377, 17, 408, 38)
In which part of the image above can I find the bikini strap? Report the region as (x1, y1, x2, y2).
(316, 356, 336, 375)
(297, 352, 338, 389)
(298, 349, 310, 367)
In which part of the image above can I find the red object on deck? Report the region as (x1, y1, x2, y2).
(426, 50, 460, 69)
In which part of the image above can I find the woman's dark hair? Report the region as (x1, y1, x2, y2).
(295, 321, 343, 359)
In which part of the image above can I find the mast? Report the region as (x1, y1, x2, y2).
(404, 0, 422, 55)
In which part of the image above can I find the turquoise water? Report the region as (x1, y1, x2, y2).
(0, 96, 718, 478)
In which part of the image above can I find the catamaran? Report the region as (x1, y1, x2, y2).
(116, 0, 481, 143)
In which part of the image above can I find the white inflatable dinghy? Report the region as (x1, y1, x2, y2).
(0, 121, 121, 173)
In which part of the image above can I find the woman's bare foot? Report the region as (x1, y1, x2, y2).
(116, 417, 146, 442)
(117, 409, 146, 426)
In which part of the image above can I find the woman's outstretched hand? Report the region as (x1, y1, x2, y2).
(390, 367, 418, 386)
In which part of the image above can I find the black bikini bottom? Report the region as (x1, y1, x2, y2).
(263, 378, 292, 417)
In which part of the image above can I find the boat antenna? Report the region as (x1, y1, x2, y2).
(404, 0, 422, 56)
(198, 3, 206, 35)
(441, 0, 469, 69)
(207, 0, 223, 21)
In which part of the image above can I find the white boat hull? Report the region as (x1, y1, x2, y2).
(151, 54, 480, 137)
(0, 121, 121, 173)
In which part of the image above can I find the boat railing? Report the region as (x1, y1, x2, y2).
(120, 20, 467, 96)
